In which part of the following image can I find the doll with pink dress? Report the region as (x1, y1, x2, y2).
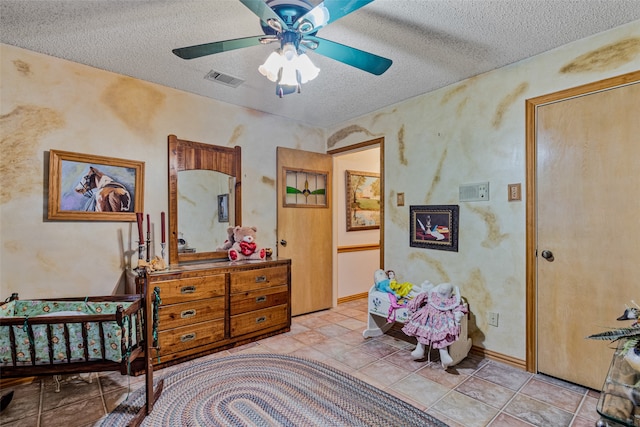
(402, 282, 468, 368)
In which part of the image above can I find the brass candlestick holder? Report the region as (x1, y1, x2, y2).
(136, 240, 146, 277)
(137, 242, 145, 262)
(146, 232, 151, 262)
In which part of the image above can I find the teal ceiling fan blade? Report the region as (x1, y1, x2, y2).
(305, 36, 392, 75)
(172, 35, 264, 60)
(296, 0, 374, 33)
(239, 0, 290, 31)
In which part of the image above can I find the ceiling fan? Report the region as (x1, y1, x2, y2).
(172, 0, 392, 97)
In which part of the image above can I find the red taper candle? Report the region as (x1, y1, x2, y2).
(136, 212, 144, 243)
(146, 214, 150, 234)
(161, 212, 166, 244)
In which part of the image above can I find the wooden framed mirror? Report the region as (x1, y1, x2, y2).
(168, 134, 241, 266)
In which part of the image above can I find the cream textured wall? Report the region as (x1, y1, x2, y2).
(324, 21, 640, 362)
(0, 44, 325, 299)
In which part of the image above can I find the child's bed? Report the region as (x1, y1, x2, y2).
(362, 284, 472, 367)
(0, 292, 163, 426)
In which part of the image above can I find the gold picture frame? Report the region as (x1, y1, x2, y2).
(48, 150, 144, 221)
(409, 205, 459, 251)
(345, 170, 381, 231)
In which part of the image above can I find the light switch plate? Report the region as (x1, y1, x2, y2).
(508, 183, 522, 201)
(397, 192, 405, 206)
(488, 312, 499, 327)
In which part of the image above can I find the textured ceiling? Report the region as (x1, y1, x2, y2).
(2, 0, 640, 128)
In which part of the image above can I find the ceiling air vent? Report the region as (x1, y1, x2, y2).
(204, 70, 244, 88)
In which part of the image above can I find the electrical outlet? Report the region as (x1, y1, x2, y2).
(488, 311, 499, 327)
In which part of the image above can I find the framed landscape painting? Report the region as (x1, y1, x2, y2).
(345, 170, 380, 231)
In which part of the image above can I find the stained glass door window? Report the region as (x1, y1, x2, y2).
(283, 168, 327, 207)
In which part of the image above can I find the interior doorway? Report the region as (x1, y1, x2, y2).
(525, 71, 640, 389)
(328, 137, 384, 303)
(277, 147, 333, 316)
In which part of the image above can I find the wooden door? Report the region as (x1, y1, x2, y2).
(277, 147, 333, 316)
(533, 75, 640, 389)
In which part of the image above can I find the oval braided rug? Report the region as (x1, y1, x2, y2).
(102, 353, 448, 426)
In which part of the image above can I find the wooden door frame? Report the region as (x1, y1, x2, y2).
(327, 137, 385, 268)
(525, 70, 640, 372)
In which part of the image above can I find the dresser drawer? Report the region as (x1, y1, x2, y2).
(230, 284, 288, 316)
(157, 319, 225, 357)
(230, 304, 288, 337)
(158, 297, 225, 330)
(153, 274, 225, 305)
(230, 266, 288, 293)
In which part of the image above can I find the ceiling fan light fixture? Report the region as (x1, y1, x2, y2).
(258, 44, 319, 93)
(279, 64, 299, 86)
(173, 0, 392, 96)
(258, 51, 283, 82)
(282, 42, 297, 61)
(296, 53, 320, 83)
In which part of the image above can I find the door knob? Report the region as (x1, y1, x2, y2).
(541, 250, 554, 261)
(280, 239, 287, 247)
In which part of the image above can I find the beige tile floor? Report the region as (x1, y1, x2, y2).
(0, 298, 602, 427)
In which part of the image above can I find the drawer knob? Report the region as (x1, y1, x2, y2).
(181, 333, 196, 342)
(181, 309, 196, 318)
(256, 316, 267, 324)
(181, 286, 196, 294)
(255, 275, 267, 283)
(255, 296, 267, 303)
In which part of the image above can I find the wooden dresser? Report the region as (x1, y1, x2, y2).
(139, 258, 291, 368)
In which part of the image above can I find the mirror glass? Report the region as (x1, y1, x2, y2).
(168, 135, 241, 265)
(177, 170, 235, 254)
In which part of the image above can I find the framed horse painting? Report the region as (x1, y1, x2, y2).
(48, 150, 145, 221)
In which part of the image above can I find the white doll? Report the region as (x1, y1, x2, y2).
(402, 283, 467, 368)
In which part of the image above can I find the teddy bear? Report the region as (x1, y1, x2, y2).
(216, 226, 235, 251)
(227, 225, 266, 261)
(402, 282, 468, 368)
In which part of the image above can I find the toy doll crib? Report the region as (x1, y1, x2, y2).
(363, 284, 472, 367)
(0, 292, 163, 426)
